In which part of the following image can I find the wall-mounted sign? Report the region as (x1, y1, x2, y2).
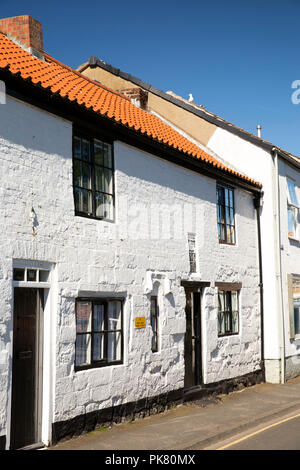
(135, 317, 146, 328)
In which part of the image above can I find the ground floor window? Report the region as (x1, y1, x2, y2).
(218, 290, 239, 336)
(289, 276, 300, 337)
(75, 298, 123, 370)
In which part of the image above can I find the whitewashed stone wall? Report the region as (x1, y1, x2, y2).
(0, 96, 261, 443)
(208, 127, 300, 382)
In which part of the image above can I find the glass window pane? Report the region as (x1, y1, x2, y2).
(95, 192, 104, 218)
(107, 331, 122, 361)
(218, 224, 225, 241)
(287, 179, 298, 206)
(226, 225, 231, 243)
(152, 333, 158, 352)
(103, 144, 112, 168)
(94, 139, 103, 166)
(73, 159, 82, 187)
(95, 166, 103, 191)
(75, 188, 92, 214)
(231, 291, 238, 311)
(27, 269, 37, 282)
(288, 207, 296, 237)
(95, 193, 113, 220)
(76, 302, 92, 333)
(225, 188, 229, 206)
(93, 333, 105, 361)
(229, 190, 234, 208)
(13, 268, 24, 281)
(93, 304, 105, 331)
(224, 311, 231, 332)
(218, 291, 225, 311)
(73, 136, 81, 160)
(74, 161, 91, 189)
(95, 167, 113, 194)
(108, 301, 121, 330)
(218, 311, 225, 335)
(217, 187, 224, 206)
(232, 310, 239, 334)
(39, 270, 50, 282)
(76, 334, 91, 366)
(103, 168, 113, 194)
(81, 139, 90, 161)
(151, 299, 157, 331)
(81, 162, 91, 189)
(219, 205, 225, 225)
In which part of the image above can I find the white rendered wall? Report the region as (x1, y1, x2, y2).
(208, 128, 281, 364)
(278, 158, 300, 374)
(0, 96, 261, 444)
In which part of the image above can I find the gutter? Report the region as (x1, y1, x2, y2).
(272, 147, 286, 384)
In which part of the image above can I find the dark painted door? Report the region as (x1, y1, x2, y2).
(184, 291, 202, 388)
(10, 288, 43, 449)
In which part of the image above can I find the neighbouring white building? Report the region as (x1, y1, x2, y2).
(78, 56, 300, 386)
(0, 15, 263, 449)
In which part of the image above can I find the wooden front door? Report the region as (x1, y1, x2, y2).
(10, 288, 43, 449)
(184, 291, 202, 388)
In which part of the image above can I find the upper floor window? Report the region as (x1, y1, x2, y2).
(287, 178, 299, 240)
(73, 134, 114, 221)
(217, 185, 235, 244)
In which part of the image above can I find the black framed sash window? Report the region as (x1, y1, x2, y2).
(73, 134, 114, 221)
(218, 290, 239, 336)
(75, 299, 123, 370)
(217, 185, 235, 244)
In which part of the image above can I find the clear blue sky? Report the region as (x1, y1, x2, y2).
(2, 0, 300, 155)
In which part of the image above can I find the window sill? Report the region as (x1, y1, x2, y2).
(218, 332, 239, 338)
(219, 241, 236, 246)
(75, 360, 123, 372)
(75, 211, 115, 224)
(288, 236, 299, 243)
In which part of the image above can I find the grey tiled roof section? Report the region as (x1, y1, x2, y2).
(88, 56, 300, 165)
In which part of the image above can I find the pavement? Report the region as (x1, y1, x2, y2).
(48, 376, 300, 451)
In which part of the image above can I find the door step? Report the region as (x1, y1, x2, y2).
(18, 442, 45, 451)
(184, 385, 213, 402)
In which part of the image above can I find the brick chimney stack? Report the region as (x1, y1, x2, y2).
(0, 15, 44, 59)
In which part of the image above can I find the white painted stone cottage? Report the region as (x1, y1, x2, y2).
(0, 16, 263, 449)
(79, 56, 300, 386)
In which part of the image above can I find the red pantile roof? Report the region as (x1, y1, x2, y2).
(0, 32, 262, 189)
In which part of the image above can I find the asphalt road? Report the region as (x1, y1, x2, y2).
(214, 412, 300, 450)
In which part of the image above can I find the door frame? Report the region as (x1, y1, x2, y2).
(182, 281, 210, 389)
(8, 260, 54, 450)
(10, 288, 44, 449)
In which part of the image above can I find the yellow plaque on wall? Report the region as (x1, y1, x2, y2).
(135, 317, 146, 328)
